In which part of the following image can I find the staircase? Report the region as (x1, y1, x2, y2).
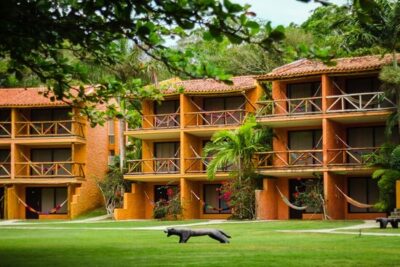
(389, 209, 400, 219)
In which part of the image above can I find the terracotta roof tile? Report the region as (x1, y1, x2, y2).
(0, 87, 66, 107)
(161, 75, 256, 95)
(256, 54, 399, 81)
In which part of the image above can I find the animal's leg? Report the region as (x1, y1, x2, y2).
(181, 233, 190, 243)
(179, 236, 184, 243)
(209, 233, 229, 243)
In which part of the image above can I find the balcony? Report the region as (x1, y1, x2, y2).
(185, 109, 246, 128)
(15, 120, 85, 138)
(326, 92, 396, 113)
(0, 122, 11, 138)
(0, 162, 11, 178)
(15, 162, 85, 178)
(126, 158, 180, 175)
(257, 97, 323, 117)
(327, 147, 379, 166)
(256, 149, 323, 169)
(133, 113, 180, 130)
(184, 157, 232, 173)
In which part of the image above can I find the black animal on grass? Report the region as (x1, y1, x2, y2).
(164, 228, 231, 243)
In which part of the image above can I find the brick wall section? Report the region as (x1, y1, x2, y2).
(70, 124, 108, 218)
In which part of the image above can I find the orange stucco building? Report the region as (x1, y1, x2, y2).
(255, 55, 399, 220)
(0, 88, 114, 219)
(115, 76, 262, 220)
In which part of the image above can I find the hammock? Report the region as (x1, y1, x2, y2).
(276, 186, 308, 211)
(335, 185, 374, 209)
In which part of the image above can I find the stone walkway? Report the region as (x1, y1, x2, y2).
(1, 219, 399, 236)
(277, 220, 400, 237)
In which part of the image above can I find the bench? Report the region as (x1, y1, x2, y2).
(376, 218, 399, 229)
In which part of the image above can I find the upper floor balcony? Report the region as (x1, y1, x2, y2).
(0, 162, 11, 178)
(256, 149, 323, 169)
(126, 158, 180, 175)
(185, 109, 247, 128)
(326, 92, 396, 113)
(257, 97, 322, 117)
(327, 147, 379, 167)
(15, 120, 85, 138)
(0, 122, 12, 138)
(14, 161, 85, 179)
(133, 112, 180, 130)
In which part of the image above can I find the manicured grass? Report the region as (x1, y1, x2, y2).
(75, 208, 108, 219)
(1, 220, 399, 267)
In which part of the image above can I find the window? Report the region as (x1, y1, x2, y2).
(108, 120, 115, 145)
(346, 77, 380, 94)
(154, 100, 180, 128)
(30, 108, 71, 135)
(154, 185, 178, 203)
(108, 150, 115, 166)
(286, 82, 322, 114)
(348, 178, 379, 213)
(0, 109, 11, 137)
(0, 149, 10, 176)
(288, 130, 322, 165)
(203, 96, 245, 125)
(41, 187, 68, 214)
(30, 148, 72, 176)
(203, 184, 231, 214)
(154, 142, 180, 173)
(347, 126, 399, 163)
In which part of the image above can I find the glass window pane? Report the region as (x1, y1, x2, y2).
(349, 178, 367, 213)
(204, 185, 220, 214)
(55, 187, 68, 214)
(41, 188, 54, 213)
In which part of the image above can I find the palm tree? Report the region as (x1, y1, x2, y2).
(203, 116, 273, 219)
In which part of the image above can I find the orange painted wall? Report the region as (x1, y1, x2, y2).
(256, 178, 278, 219)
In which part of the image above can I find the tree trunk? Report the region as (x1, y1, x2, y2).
(118, 118, 126, 171)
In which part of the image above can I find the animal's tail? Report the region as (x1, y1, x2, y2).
(219, 230, 231, 238)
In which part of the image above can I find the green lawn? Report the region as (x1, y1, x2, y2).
(0, 220, 399, 267)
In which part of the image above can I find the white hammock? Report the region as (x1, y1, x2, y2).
(335, 185, 374, 209)
(276, 186, 308, 211)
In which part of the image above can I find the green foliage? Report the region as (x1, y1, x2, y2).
(369, 144, 400, 211)
(96, 156, 130, 215)
(204, 116, 273, 219)
(294, 178, 324, 213)
(0, 0, 289, 125)
(153, 192, 182, 220)
(220, 178, 257, 220)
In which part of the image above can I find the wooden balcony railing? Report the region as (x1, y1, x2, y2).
(326, 92, 396, 112)
(257, 97, 322, 117)
(185, 109, 246, 127)
(184, 157, 232, 173)
(15, 120, 85, 138)
(15, 162, 85, 178)
(0, 122, 11, 138)
(327, 147, 379, 166)
(0, 163, 11, 178)
(126, 158, 180, 175)
(130, 113, 180, 130)
(256, 150, 323, 168)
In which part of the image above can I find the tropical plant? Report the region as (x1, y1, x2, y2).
(203, 116, 273, 219)
(153, 186, 182, 220)
(96, 156, 130, 216)
(368, 143, 400, 211)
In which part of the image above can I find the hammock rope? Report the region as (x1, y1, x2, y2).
(13, 192, 68, 215)
(335, 185, 374, 209)
(276, 186, 308, 211)
(144, 191, 155, 206)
